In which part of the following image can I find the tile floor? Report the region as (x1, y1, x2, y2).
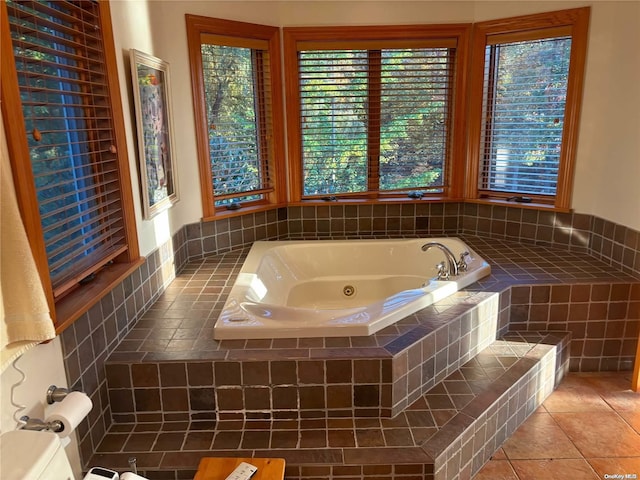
(474, 372, 640, 480)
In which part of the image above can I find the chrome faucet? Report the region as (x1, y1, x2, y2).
(421, 242, 459, 279)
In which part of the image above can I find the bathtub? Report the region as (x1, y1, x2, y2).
(214, 238, 490, 339)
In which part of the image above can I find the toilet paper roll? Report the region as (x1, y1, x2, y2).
(121, 473, 149, 480)
(45, 391, 93, 438)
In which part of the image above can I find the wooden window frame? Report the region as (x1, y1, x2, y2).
(466, 7, 590, 211)
(1, 0, 141, 333)
(283, 24, 471, 204)
(186, 15, 287, 221)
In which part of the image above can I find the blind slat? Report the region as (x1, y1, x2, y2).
(49, 240, 126, 288)
(12, 38, 106, 70)
(35, 165, 119, 197)
(47, 220, 124, 270)
(13, 0, 101, 25)
(30, 146, 116, 165)
(9, 5, 102, 44)
(11, 23, 103, 56)
(14, 54, 104, 80)
(16, 84, 109, 100)
(51, 244, 127, 298)
(43, 200, 122, 247)
(39, 179, 120, 219)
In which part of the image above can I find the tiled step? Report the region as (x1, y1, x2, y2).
(91, 331, 570, 480)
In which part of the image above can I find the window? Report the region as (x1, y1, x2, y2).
(1, 0, 140, 330)
(186, 15, 286, 218)
(284, 26, 470, 202)
(467, 8, 590, 209)
(481, 37, 571, 196)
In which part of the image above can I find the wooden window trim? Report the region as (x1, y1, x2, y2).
(367, 50, 382, 194)
(466, 7, 590, 211)
(283, 24, 470, 203)
(1, 0, 140, 332)
(185, 15, 287, 219)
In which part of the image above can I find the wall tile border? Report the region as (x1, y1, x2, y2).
(184, 204, 640, 278)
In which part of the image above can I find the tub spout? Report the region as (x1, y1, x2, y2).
(421, 242, 458, 279)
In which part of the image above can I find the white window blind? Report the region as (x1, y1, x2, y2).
(480, 36, 572, 196)
(298, 47, 455, 197)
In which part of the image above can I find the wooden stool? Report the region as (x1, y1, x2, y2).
(194, 457, 286, 480)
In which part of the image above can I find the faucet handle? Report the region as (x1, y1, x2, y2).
(457, 251, 470, 272)
(435, 261, 450, 280)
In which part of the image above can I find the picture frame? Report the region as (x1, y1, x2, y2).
(130, 49, 178, 219)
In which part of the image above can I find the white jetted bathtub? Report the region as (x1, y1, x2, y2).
(214, 238, 490, 339)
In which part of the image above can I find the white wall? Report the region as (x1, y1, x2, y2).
(0, 338, 82, 479)
(109, 0, 178, 257)
(571, 1, 640, 228)
(111, 0, 639, 231)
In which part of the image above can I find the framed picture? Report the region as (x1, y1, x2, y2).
(130, 49, 178, 219)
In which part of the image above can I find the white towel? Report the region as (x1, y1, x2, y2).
(0, 117, 55, 373)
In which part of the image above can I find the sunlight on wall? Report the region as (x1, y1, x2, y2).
(153, 209, 178, 289)
(571, 1, 640, 230)
(109, 0, 173, 257)
(153, 209, 172, 248)
(537, 352, 558, 405)
(552, 217, 590, 247)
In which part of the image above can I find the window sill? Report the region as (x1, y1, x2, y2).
(54, 257, 145, 335)
(466, 198, 572, 213)
(201, 202, 287, 223)
(291, 196, 464, 206)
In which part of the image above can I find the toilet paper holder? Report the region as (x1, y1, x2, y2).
(20, 385, 69, 433)
(18, 385, 69, 431)
(46, 385, 70, 404)
(20, 415, 64, 433)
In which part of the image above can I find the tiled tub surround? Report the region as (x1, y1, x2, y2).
(93, 332, 570, 480)
(96, 236, 638, 478)
(58, 204, 639, 475)
(109, 236, 638, 370)
(507, 283, 639, 372)
(103, 236, 640, 422)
